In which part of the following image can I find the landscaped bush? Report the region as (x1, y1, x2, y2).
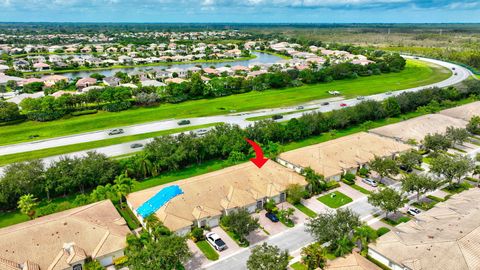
(325, 181, 340, 190)
(102, 101, 132, 112)
(342, 173, 356, 185)
(376, 227, 391, 237)
(190, 227, 205, 242)
(71, 109, 98, 116)
(358, 167, 369, 177)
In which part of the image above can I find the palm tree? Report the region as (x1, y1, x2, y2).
(301, 242, 327, 270)
(353, 225, 378, 255)
(114, 174, 134, 207)
(334, 236, 353, 257)
(17, 194, 38, 220)
(304, 167, 326, 195)
(136, 153, 153, 179)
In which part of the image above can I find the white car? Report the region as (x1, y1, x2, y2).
(356, 96, 365, 100)
(206, 232, 228, 251)
(195, 129, 209, 136)
(407, 207, 421, 216)
(362, 178, 378, 187)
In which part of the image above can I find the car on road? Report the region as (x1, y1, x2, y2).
(206, 232, 228, 251)
(452, 67, 456, 70)
(407, 207, 421, 216)
(28, 134, 39, 139)
(321, 102, 330, 106)
(414, 57, 419, 59)
(130, 143, 143, 149)
(108, 128, 124, 135)
(195, 129, 209, 136)
(362, 178, 378, 187)
(340, 103, 348, 107)
(272, 114, 284, 120)
(265, 212, 279, 222)
(455, 72, 458, 75)
(177, 119, 191, 125)
(386, 91, 393, 95)
(296, 106, 304, 110)
(356, 96, 365, 100)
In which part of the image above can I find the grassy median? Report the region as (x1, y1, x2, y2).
(0, 59, 450, 146)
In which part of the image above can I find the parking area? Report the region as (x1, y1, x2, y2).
(355, 176, 378, 192)
(209, 226, 241, 258)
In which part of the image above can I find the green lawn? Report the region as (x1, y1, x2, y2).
(0, 59, 450, 146)
(381, 216, 411, 226)
(0, 123, 219, 166)
(290, 262, 308, 270)
(351, 184, 372, 195)
(317, 191, 353, 208)
(293, 203, 317, 218)
(196, 240, 219, 261)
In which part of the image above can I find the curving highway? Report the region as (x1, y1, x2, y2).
(0, 56, 473, 171)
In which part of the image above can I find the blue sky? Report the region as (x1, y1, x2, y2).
(0, 0, 479, 23)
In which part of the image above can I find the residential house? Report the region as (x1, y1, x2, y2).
(42, 75, 68, 87)
(103, 76, 121, 87)
(75, 77, 97, 89)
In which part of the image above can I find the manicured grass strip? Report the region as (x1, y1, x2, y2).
(0, 211, 30, 228)
(0, 59, 450, 146)
(381, 216, 410, 226)
(317, 191, 353, 208)
(115, 204, 141, 230)
(290, 262, 308, 270)
(196, 240, 219, 261)
(294, 203, 317, 218)
(0, 123, 219, 166)
(245, 108, 318, 121)
(351, 184, 372, 195)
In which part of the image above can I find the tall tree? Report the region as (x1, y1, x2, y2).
(247, 243, 289, 270)
(17, 194, 38, 219)
(368, 187, 405, 219)
(466, 116, 480, 135)
(113, 174, 134, 206)
(445, 126, 469, 145)
(305, 208, 361, 252)
(401, 173, 438, 201)
(397, 150, 423, 172)
(423, 133, 452, 152)
(368, 156, 399, 183)
(221, 208, 259, 244)
(429, 154, 474, 186)
(303, 167, 326, 195)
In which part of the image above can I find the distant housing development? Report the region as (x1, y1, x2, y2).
(0, 200, 130, 270)
(127, 161, 305, 235)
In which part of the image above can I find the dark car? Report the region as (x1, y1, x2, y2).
(399, 164, 413, 173)
(321, 102, 330, 106)
(108, 128, 124, 135)
(265, 212, 279, 222)
(177, 119, 191, 125)
(130, 143, 144, 149)
(272, 114, 283, 120)
(28, 134, 40, 139)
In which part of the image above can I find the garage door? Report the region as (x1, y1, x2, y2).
(99, 256, 113, 266)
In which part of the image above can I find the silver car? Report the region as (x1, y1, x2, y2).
(362, 178, 378, 187)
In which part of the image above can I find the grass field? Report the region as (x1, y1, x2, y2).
(317, 191, 353, 208)
(0, 59, 450, 146)
(196, 240, 219, 261)
(290, 262, 308, 270)
(0, 123, 219, 166)
(293, 203, 317, 218)
(351, 184, 372, 195)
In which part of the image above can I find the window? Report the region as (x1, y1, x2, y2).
(256, 200, 263, 209)
(280, 193, 286, 202)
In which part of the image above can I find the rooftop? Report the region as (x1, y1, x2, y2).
(278, 132, 411, 178)
(439, 101, 480, 122)
(0, 200, 130, 270)
(127, 161, 305, 232)
(369, 114, 467, 143)
(369, 188, 480, 270)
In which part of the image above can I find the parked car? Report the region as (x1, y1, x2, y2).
(108, 128, 124, 135)
(321, 102, 330, 106)
(206, 232, 228, 251)
(130, 143, 143, 149)
(399, 164, 413, 173)
(340, 103, 348, 107)
(265, 212, 279, 223)
(272, 114, 284, 120)
(296, 106, 304, 110)
(356, 96, 365, 100)
(195, 129, 209, 136)
(407, 207, 421, 216)
(177, 119, 191, 125)
(362, 178, 378, 187)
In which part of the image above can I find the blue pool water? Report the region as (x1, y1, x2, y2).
(137, 185, 184, 218)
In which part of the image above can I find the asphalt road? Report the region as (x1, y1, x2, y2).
(0, 56, 472, 170)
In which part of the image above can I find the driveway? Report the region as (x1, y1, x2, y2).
(337, 182, 366, 201)
(355, 176, 378, 192)
(301, 194, 332, 214)
(277, 201, 309, 225)
(253, 210, 287, 236)
(209, 227, 242, 259)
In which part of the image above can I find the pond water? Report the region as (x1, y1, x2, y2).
(61, 52, 284, 79)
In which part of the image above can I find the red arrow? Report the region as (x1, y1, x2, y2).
(245, 138, 269, 168)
